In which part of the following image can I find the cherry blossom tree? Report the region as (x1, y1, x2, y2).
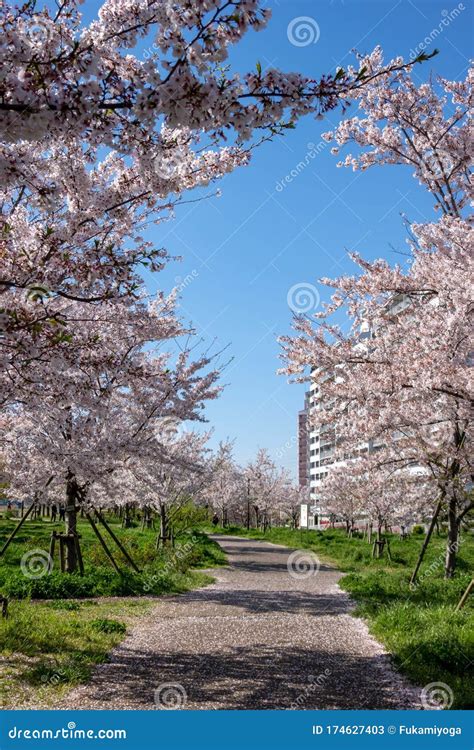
(1, 1, 428, 396)
(280, 60, 473, 577)
(318, 464, 365, 536)
(2, 295, 222, 572)
(244, 448, 291, 530)
(203, 441, 243, 527)
(279, 482, 310, 529)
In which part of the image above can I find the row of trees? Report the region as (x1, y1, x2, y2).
(3, 0, 384, 573)
(1, 0, 468, 583)
(280, 57, 472, 578)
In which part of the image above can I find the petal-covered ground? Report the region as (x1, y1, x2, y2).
(55, 536, 423, 710)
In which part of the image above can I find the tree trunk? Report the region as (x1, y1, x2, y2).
(253, 505, 260, 530)
(157, 503, 170, 548)
(445, 496, 459, 579)
(122, 502, 132, 528)
(64, 476, 78, 573)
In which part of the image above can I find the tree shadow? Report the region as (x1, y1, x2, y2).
(74, 644, 420, 710)
(179, 587, 350, 616)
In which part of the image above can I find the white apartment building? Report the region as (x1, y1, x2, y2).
(300, 372, 338, 529)
(299, 294, 421, 530)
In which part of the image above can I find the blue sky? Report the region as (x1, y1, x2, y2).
(88, 0, 472, 475)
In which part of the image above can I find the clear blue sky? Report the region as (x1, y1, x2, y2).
(86, 0, 472, 475)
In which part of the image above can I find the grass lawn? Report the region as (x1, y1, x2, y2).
(0, 513, 227, 707)
(212, 525, 474, 709)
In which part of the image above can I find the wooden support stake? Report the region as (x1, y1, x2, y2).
(410, 494, 444, 586)
(0, 597, 8, 618)
(85, 512, 121, 575)
(59, 536, 65, 573)
(48, 532, 56, 573)
(0, 502, 37, 558)
(455, 578, 473, 612)
(74, 535, 84, 576)
(94, 509, 141, 573)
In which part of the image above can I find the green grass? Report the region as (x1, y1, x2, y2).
(0, 517, 225, 599)
(0, 597, 156, 708)
(211, 524, 474, 709)
(0, 514, 227, 707)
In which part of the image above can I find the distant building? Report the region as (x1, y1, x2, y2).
(298, 392, 310, 488)
(299, 294, 419, 530)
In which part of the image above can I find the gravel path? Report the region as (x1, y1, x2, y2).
(56, 535, 422, 710)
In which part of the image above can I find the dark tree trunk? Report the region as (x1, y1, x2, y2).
(253, 505, 260, 530)
(65, 475, 79, 573)
(445, 496, 459, 579)
(157, 503, 170, 548)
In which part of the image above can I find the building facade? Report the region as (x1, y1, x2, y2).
(297, 392, 310, 488)
(299, 294, 418, 530)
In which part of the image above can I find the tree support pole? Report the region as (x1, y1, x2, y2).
(74, 535, 84, 576)
(85, 512, 121, 575)
(0, 501, 37, 558)
(455, 578, 473, 612)
(94, 508, 141, 573)
(410, 493, 444, 586)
